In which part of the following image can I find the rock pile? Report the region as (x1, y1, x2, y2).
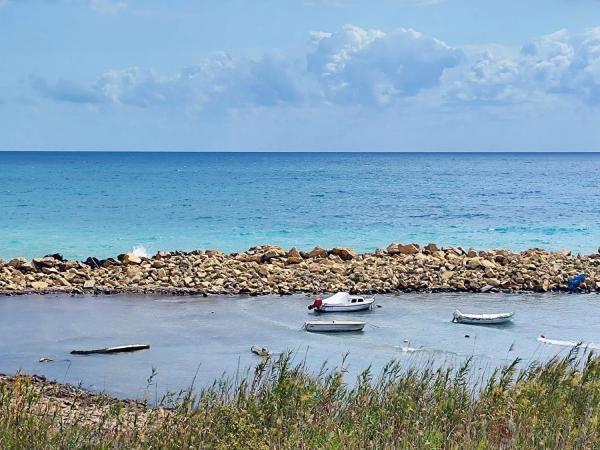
(1, 243, 599, 296)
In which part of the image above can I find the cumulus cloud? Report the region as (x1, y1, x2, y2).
(32, 53, 304, 110)
(446, 51, 523, 104)
(449, 27, 600, 105)
(308, 25, 462, 104)
(32, 25, 461, 110)
(29, 25, 600, 112)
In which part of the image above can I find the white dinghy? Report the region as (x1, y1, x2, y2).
(308, 292, 375, 313)
(452, 310, 514, 325)
(304, 320, 366, 333)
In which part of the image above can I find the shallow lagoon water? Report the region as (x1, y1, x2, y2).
(1, 292, 599, 400)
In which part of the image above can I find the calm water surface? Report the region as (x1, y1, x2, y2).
(1, 293, 598, 400)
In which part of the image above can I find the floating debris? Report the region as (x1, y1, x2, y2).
(251, 345, 270, 357)
(71, 344, 150, 355)
(537, 334, 600, 350)
(400, 339, 420, 353)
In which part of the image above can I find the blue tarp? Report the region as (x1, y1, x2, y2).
(568, 273, 586, 292)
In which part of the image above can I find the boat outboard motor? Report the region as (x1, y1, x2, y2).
(308, 297, 323, 310)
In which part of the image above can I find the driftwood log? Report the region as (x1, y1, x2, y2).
(70, 344, 150, 355)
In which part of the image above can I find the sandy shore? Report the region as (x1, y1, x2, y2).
(0, 243, 598, 296)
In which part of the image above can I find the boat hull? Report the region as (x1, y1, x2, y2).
(452, 310, 514, 325)
(304, 321, 366, 332)
(315, 301, 373, 313)
(453, 316, 512, 325)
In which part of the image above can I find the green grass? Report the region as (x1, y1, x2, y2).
(2, 351, 600, 449)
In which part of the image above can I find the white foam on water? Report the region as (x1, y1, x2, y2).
(130, 245, 149, 258)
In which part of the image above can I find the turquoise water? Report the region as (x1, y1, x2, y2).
(1, 152, 599, 259)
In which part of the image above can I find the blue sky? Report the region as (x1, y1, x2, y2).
(1, 0, 600, 151)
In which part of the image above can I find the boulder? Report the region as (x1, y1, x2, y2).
(55, 276, 71, 287)
(308, 246, 328, 258)
(32, 256, 60, 269)
(386, 243, 420, 255)
(84, 257, 102, 268)
(287, 247, 302, 259)
(479, 259, 497, 270)
(235, 253, 263, 263)
(440, 271, 454, 281)
(466, 257, 482, 269)
(286, 256, 303, 265)
(30, 281, 48, 290)
(43, 253, 64, 261)
(157, 268, 168, 279)
(8, 257, 35, 272)
(329, 247, 357, 261)
(119, 253, 141, 265)
(101, 258, 120, 267)
(262, 250, 285, 262)
(424, 243, 439, 253)
(480, 284, 494, 293)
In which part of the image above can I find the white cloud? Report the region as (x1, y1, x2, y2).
(446, 51, 524, 104)
(34, 52, 305, 110)
(448, 27, 600, 105)
(308, 25, 462, 105)
(29, 25, 600, 113)
(34, 25, 460, 110)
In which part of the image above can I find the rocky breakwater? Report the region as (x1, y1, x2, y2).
(0, 244, 599, 296)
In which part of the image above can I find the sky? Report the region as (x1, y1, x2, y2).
(1, 0, 600, 151)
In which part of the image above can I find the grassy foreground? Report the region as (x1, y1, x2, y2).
(2, 352, 600, 449)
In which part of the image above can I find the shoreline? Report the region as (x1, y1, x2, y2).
(3, 354, 600, 448)
(1, 243, 598, 296)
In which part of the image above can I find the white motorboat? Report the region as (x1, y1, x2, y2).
(308, 292, 375, 312)
(452, 310, 514, 325)
(304, 320, 366, 332)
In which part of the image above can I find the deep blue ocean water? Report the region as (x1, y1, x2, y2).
(1, 152, 599, 260)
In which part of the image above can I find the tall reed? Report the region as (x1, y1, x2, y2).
(2, 350, 600, 449)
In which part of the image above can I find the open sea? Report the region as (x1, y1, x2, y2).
(1, 152, 599, 260)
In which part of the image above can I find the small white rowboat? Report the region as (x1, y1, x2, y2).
(452, 310, 514, 325)
(304, 320, 366, 332)
(308, 292, 375, 312)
